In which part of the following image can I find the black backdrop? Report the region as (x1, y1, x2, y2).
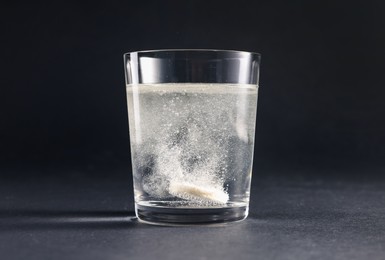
(1, 0, 385, 179)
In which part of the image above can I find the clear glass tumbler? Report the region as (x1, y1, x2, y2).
(124, 49, 261, 225)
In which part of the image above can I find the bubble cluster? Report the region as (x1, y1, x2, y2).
(127, 84, 258, 206)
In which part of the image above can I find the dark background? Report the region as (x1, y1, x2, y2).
(2, 1, 385, 179)
(1, 1, 385, 259)
(2, 0, 385, 178)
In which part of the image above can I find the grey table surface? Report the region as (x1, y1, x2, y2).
(1, 170, 384, 260)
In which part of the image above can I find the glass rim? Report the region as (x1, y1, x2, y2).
(123, 49, 261, 57)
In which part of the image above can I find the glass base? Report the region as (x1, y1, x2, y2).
(135, 202, 249, 226)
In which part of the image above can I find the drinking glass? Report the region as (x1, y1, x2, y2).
(124, 49, 261, 225)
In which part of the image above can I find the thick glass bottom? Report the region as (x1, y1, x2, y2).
(135, 201, 249, 226)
